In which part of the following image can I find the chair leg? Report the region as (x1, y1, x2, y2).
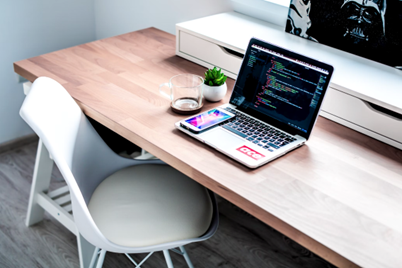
(95, 249, 106, 268)
(77, 232, 97, 268)
(179, 246, 194, 268)
(163, 250, 174, 268)
(125, 252, 154, 268)
(88, 247, 100, 268)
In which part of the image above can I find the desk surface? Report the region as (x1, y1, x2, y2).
(14, 28, 402, 268)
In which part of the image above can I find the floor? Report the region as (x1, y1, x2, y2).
(0, 139, 336, 268)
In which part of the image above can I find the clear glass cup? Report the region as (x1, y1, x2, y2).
(159, 74, 203, 110)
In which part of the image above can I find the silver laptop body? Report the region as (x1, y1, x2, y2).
(175, 38, 334, 168)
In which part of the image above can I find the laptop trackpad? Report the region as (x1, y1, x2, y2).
(202, 127, 245, 149)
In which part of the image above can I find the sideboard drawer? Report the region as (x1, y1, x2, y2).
(322, 88, 402, 145)
(178, 31, 242, 77)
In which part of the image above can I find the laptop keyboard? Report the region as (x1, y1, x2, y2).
(222, 107, 297, 152)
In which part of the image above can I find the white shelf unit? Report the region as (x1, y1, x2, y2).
(176, 12, 402, 150)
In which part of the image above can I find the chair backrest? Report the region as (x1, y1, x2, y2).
(20, 77, 134, 248)
(20, 77, 219, 253)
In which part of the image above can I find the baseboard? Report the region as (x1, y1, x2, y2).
(0, 134, 39, 153)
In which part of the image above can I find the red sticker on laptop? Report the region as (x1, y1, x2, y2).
(236, 145, 265, 160)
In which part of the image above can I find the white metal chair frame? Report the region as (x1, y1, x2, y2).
(20, 77, 219, 268)
(89, 246, 194, 268)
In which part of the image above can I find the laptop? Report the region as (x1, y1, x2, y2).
(175, 37, 334, 168)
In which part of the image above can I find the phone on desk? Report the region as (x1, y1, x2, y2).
(180, 108, 235, 134)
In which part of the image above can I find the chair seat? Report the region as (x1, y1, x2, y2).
(88, 164, 213, 248)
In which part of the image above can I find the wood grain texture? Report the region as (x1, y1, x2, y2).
(0, 140, 335, 268)
(14, 27, 402, 268)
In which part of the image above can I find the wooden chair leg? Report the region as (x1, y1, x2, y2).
(163, 250, 174, 268)
(26, 140, 54, 226)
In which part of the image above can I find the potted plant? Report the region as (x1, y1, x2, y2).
(203, 67, 228, 102)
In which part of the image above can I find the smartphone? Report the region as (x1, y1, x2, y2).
(180, 108, 235, 134)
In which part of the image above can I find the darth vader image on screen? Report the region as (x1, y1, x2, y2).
(286, 0, 402, 70)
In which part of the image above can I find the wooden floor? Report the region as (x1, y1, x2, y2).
(0, 139, 336, 268)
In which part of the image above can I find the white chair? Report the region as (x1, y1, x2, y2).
(20, 77, 219, 268)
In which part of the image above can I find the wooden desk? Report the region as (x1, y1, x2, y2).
(14, 28, 402, 268)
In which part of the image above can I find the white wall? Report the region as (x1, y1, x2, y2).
(0, 1, 96, 145)
(94, 0, 233, 39)
(1, 0, 232, 145)
(231, 0, 289, 27)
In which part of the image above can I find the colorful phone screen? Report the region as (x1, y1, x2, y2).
(185, 109, 232, 130)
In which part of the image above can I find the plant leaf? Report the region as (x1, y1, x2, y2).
(205, 67, 227, 86)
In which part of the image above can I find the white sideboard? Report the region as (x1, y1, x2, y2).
(176, 12, 402, 150)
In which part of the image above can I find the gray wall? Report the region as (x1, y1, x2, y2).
(94, 0, 233, 39)
(1, 0, 232, 145)
(0, 0, 96, 145)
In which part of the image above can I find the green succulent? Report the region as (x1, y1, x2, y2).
(204, 67, 227, 86)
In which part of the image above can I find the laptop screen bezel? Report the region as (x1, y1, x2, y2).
(229, 37, 334, 140)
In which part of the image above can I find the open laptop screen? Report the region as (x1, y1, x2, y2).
(230, 38, 333, 139)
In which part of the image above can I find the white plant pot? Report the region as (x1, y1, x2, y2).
(203, 82, 227, 102)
